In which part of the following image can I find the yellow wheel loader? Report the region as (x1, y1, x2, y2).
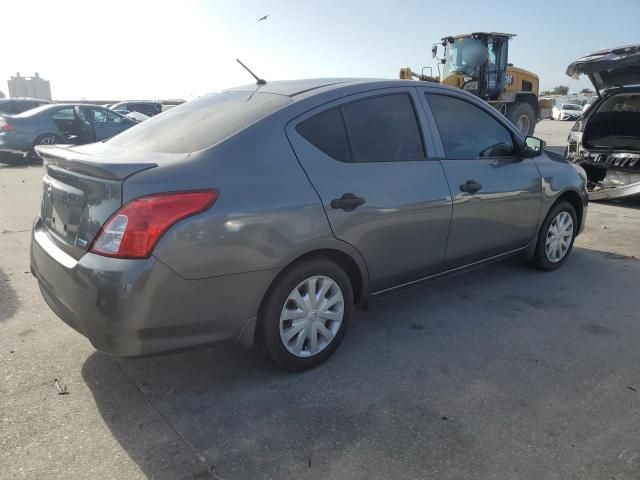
(400, 32, 540, 136)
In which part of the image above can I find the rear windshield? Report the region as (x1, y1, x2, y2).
(562, 104, 581, 111)
(108, 91, 291, 154)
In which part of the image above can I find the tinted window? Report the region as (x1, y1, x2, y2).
(342, 94, 425, 161)
(296, 107, 352, 162)
(296, 93, 425, 163)
(109, 91, 291, 153)
(427, 94, 515, 158)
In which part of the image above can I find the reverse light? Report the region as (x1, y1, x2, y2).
(90, 190, 218, 259)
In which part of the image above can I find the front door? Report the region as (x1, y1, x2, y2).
(84, 107, 126, 141)
(287, 88, 452, 292)
(423, 91, 542, 269)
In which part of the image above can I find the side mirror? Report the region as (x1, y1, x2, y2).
(524, 136, 545, 157)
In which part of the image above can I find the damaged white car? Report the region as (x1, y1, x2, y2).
(565, 44, 640, 201)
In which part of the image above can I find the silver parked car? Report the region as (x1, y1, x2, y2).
(0, 103, 135, 163)
(30, 79, 588, 371)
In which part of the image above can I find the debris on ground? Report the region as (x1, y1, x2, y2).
(54, 379, 69, 395)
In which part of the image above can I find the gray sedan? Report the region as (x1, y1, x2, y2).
(0, 103, 135, 162)
(30, 79, 588, 371)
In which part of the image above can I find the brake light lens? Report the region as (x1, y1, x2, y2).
(0, 118, 14, 132)
(90, 190, 218, 259)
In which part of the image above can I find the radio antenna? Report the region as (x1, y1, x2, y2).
(236, 59, 266, 85)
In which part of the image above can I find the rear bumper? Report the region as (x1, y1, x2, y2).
(30, 217, 277, 357)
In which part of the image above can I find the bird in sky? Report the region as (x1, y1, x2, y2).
(258, 15, 269, 21)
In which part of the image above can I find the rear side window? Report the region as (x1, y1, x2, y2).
(296, 93, 426, 162)
(427, 94, 516, 158)
(296, 108, 352, 162)
(108, 92, 291, 154)
(51, 108, 75, 120)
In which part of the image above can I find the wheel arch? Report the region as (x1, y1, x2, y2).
(250, 246, 369, 348)
(554, 189, 584, 232)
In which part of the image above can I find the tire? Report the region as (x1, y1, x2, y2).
(260, 258, 353, 371)
(531, 201, 577, 271)
(30, 134, 63, 161)
(507, 102, 536, 136)
(34, 133, 63, 147)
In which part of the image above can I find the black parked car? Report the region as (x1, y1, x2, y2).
(0, 98, 51, 115)
(109, 101, 162, 117)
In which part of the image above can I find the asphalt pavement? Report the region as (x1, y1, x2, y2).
(1, 120, 640, 480)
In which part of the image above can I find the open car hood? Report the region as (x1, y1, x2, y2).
(566, 44, 640, 95)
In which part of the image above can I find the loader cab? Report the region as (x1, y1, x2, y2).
(442, 33, 512, 101)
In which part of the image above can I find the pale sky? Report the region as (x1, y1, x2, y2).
(2, 0, 639, 100)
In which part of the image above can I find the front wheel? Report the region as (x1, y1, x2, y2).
(260, 258, 353, 371)
(531, 201, 577, 271)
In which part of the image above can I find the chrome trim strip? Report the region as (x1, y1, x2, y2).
(34, 230, 78, 269)
(371, 246, 527, 296)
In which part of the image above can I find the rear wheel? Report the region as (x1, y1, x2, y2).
(507, 102, 536, 136)
(531, 201, 577, 271)
(34, 133, 63, 146)
(260, 258, 353, 371)
(31, 134, 63, 160)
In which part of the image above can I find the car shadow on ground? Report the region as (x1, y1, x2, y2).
(82, 248, 640, 480)
(0, 267, 19, 322)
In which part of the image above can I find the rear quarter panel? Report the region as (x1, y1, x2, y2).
(124, 114, 363, 281)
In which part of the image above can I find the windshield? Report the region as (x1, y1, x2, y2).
(563, 104, 582, 111)
(445, 37, 488, 77)
(108, 91, 291, 154)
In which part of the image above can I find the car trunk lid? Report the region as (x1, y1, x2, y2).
(566, 44, 640, 95)
(36, 143, 158, 259)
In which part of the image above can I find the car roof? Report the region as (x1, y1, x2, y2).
(0, 97, 50, 103)
(13, 103, 110, 117)
(113, 100, 160, 105)
(226, 78, 454, 100)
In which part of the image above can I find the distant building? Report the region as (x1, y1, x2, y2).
(7, 72, 52, 100)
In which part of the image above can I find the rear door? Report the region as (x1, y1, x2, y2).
(287, 88, 452, 292)
(421, 90, 542, 269)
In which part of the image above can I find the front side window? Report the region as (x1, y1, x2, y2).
(104, 110, 125, 124)
(427, 94, 516, 158)
(296, 93, 425, 162)
(90, 108, 108, 123)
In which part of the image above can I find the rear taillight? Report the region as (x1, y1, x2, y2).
(90, 190, 218, 259)
(0, 118, 14, 132)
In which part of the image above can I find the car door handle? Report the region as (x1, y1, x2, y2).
(330, 193, 365, 211)
(460, 180, 482, 194)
